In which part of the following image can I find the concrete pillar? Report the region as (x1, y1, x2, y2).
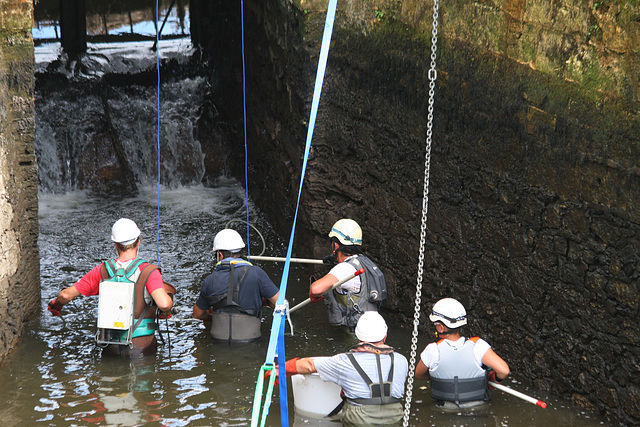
(0, 0, 41, 361)
(59, 0, 87, 57)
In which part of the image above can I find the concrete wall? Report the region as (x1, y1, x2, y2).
(0, 0, 40, 361)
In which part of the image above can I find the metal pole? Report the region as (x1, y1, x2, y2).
(289, 268, 365, 313)
(488, 382, 547, 408)
(248, 255, 324, 265)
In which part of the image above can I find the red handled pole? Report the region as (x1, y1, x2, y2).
(289, 268, 365, 314)
(489, 381, 547, 408)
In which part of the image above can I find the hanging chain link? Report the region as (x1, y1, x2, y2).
(402, 1, 439, 425)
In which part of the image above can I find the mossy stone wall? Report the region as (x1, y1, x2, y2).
(0, 0, 40, 362)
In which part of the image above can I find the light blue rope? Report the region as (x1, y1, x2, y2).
(265, 0, 338, 364)
(252, 1, 339, 426)
(241, 0, 251, 257)
(155, 0, 162, 267)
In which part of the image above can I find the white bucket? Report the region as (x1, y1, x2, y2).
(291, 373, 343, 419)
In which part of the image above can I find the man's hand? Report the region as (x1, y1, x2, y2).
(285, 358, 300, 375)
(309, 290, 324, 303)
(158, 309, 173, 319)
(487, 370, 503, 388)
(264, 358, 300, 386)
(308, 276, 324, 302)
(48, 299, 64, 317)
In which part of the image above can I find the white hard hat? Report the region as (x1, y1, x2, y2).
(429, 298, 467, 329)
(213, 229, 246, 253)
(111, 218, 141, 245)
(328, 219, 362, 246)
(355, 311, 388, 343)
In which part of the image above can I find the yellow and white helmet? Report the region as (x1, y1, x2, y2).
(328, 219, 362, 246)
(429, 298, 467, 329)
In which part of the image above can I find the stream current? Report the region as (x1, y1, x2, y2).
(1, 28, 609, 427)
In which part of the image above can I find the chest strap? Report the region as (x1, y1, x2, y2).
(346, 352, 400, 405)
(206, 263, 256, 316)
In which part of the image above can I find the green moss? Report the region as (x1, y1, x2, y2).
(519, 32, 538, 63)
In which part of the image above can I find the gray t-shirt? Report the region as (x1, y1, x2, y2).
(313, 352, 408, 401)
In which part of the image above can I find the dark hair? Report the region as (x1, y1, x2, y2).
(115, 237, 140, 253)
(218, 249, 244, 259)
(434, 321, 462, 336)
(331, 237, 362, 256)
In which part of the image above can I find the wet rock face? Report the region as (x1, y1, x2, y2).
(0, 0, 40, 361)
(193, 0, 639, 424)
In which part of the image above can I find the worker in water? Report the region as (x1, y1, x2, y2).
(277, 311, 408, 426)
(192, 228, 280, 342)
(309, 218, 387, 330)
(415, 297, 510, 409)
(47, 218, 174, 357)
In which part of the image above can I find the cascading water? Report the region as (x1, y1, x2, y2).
(35, 40, 207, 194)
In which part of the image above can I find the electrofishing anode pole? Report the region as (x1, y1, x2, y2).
(488, 381, 547, 408)
(248, 255, 325, 265)
(289, 268, 365, 313)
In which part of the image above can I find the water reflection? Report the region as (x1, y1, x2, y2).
(0, 185, 608, 425)
(33, 0, 189, 42)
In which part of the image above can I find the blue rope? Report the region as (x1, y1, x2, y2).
(241, 0, 251, 256)
(265, 0, 338, 364)
(252, 1, 339, 425)
(277, 315, 288, 422)
(155, 0, 162, 268)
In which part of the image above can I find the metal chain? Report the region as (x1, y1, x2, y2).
(402, 0, 439, 425)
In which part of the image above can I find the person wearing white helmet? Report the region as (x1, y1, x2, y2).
(309, 219, 387, 330)
(415, 298, 510, 409)
(192, 229, 279, 342)
(273, 312, 408, 426)
(48, 218, 174, 356)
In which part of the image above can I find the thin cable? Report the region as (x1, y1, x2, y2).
(155, 0, 162, 268)
(241, 0, 251, 257)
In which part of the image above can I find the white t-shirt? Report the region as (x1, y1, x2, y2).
(313, 352, 408, 401)
(420, 336, 491, 370)
(328, 256, 361, 294)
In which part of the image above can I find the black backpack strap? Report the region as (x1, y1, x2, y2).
(226, 262, 236, 306)
(346, 352, 398, 405)
(346, 352, 373, 386)
(212, 264, 251, 314)
(327, 393, 346, 417)
(233, 266, 250, 302)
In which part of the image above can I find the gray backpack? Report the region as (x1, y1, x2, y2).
(347, 255, 387, 303)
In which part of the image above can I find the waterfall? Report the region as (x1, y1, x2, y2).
(34, 39, 207, 194)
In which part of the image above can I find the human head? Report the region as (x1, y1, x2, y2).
(213, 229, 246, 259)
(429, 298, 467, 334)
(355, 311, 388, 343)
(328, 219, 362, 256)
(111, 218, 141, 252)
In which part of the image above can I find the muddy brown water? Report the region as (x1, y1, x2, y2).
(0, 186, 607, 426)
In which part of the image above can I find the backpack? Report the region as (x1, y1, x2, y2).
(96, 258, 157, 345)
(347, 255, 387, 303)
